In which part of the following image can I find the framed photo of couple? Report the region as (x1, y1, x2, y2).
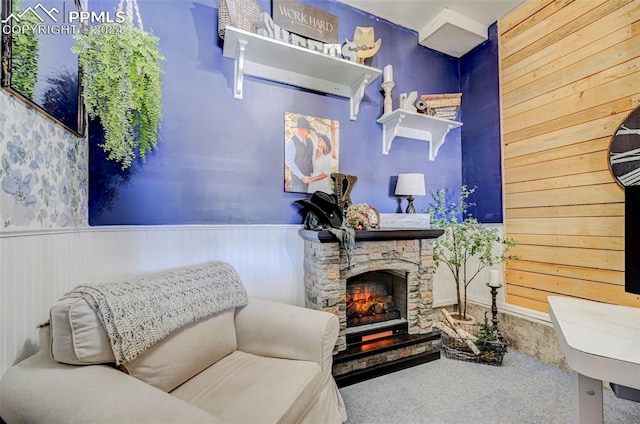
(284, 112, 339, 194)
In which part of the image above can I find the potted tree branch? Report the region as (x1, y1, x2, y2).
(426, 185, 516, 323)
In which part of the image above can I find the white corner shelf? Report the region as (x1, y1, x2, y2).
(222, 26, 382, 121)
(376, 109, 462, 160)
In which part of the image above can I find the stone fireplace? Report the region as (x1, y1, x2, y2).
(301, 228, 443, 386)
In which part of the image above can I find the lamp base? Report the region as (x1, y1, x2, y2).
(405, 196, 416, 213)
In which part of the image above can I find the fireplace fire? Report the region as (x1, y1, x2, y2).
(346, 294, 396, 318)
(345, 270, 406, 332)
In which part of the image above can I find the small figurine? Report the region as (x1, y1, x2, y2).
(341, 39, 358, 63)
(404, 91, 418, 112)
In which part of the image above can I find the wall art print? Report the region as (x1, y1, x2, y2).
(284, 112, 339, 194)
(0, 92, 88, 229)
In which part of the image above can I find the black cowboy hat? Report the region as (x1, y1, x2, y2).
(295, 191, 343, 228)
(294, 116, 313, 130)
(316, 134, 332, 154)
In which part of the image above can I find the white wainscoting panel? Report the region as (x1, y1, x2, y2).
(0, 225, 305, 376)
(0, 223, 530, 377)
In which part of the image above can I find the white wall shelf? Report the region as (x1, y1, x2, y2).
(376, 109, 462, 160)
(222, 26, 382, 121)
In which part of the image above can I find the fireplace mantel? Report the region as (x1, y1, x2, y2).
(299, 228, 444, 243)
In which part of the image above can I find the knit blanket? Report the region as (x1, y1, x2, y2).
(63, 261, 248, 365)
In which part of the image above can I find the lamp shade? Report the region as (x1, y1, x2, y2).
(395, 173, 426, 196)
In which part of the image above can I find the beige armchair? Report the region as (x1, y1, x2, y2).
(0, 263, 346, 424)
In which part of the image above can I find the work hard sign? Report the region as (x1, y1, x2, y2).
(273, 0, 338, 44)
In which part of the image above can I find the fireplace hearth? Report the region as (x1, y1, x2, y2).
(301, 228, 444, 386)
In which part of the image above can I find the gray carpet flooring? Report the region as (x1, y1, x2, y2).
(339, 348, 640, 424)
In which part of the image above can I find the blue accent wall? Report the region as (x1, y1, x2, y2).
(87, 0, 465, 225)
(83, 1, 506, 225)
(460, 23, 503, 222)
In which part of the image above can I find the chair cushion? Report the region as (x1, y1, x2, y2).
(50, 295, 238, 392)
(171, 351, 323, 423)
(121, 309, 237, 392)
(50, 296, 116, 365)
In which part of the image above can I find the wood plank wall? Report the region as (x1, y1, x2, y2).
(498, 0, 640, 313)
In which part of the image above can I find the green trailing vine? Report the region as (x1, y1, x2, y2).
(72, 22, 165, 169)
(10, 0, 40, 99)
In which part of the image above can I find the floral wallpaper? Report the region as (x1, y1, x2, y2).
(0, 92, 88, 229)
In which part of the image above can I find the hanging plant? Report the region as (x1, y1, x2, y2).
(72, 21, 165, 169)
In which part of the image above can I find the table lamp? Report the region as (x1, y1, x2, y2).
(395, 173, 426, 213)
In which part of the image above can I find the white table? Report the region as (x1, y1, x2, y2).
(548, 296, 640, 424)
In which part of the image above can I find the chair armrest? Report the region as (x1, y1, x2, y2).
(234, 298, 339, 372)
(0, 351, 222, 424)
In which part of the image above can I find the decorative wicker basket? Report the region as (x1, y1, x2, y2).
(419, 93, 462, 120)
(440, 323, 507, 366)
(218, 0, 262, 39)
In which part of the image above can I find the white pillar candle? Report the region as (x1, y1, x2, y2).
(488, 270, 500, 287)
(383, 64, 393, 83)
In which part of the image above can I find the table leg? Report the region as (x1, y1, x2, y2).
(572, 372, 603, 424)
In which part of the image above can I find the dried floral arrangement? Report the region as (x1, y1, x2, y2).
(345, 203, 379, 230)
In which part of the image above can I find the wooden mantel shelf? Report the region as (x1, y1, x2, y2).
(300, 228, 444, 243)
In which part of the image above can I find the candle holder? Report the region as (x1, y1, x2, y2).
(381, 80, 395, 115)
(486, 282, 503, 330)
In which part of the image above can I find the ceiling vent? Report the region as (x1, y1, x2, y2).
(418, 9, 487, 58)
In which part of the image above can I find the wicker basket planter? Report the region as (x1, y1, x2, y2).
(440, 323, 508, 366)
(218, 0, 262, 39)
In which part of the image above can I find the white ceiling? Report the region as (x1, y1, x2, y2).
(338, 0, 526, 57)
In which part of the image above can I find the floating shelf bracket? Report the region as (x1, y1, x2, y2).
(377, 109, 462, 160)
(350, 73, 371, 121)
(233, 39, 248, 100)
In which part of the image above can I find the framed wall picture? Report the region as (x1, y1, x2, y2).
(284, 112, 339, 194)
